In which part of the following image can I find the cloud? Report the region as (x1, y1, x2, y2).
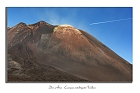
(90, 18, 132, 25)
(36, 8, 80, 26)
(34, 8, 89, 33)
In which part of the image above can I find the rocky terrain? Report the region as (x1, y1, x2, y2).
(7, 21, 132, 82)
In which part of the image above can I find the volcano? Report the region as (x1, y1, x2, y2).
(7, 21, 132, 82)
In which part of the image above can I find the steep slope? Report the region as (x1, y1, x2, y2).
(8, 54, 88, 82)
(7, 21, 132, 82)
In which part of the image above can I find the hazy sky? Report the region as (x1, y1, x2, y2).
(7, 7, 132, 64)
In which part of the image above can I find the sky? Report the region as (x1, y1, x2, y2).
(7, 7, 132, 64)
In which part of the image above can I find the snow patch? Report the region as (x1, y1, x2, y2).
(59, 24, 73, 27)
(53, 24, 77, 32)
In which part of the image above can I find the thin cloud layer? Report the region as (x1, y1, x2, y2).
(90, 18, 132, 25)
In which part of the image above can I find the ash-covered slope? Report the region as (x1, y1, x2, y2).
(7, 21, 132, 82)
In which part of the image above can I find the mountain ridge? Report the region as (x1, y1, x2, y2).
(7, 21, 132, 82)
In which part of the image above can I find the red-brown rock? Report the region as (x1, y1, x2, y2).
(7, 21, 132, 82)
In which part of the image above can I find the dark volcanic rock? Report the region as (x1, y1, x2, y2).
(7, 27, 11, 31)
(7, 21, 132, 82)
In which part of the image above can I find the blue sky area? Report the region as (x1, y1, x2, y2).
(7, 7, 132, 64)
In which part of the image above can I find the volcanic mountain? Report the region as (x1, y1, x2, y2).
(7, 21, 132, 82)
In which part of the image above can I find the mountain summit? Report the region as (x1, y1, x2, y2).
(7, 21, 132, 82)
